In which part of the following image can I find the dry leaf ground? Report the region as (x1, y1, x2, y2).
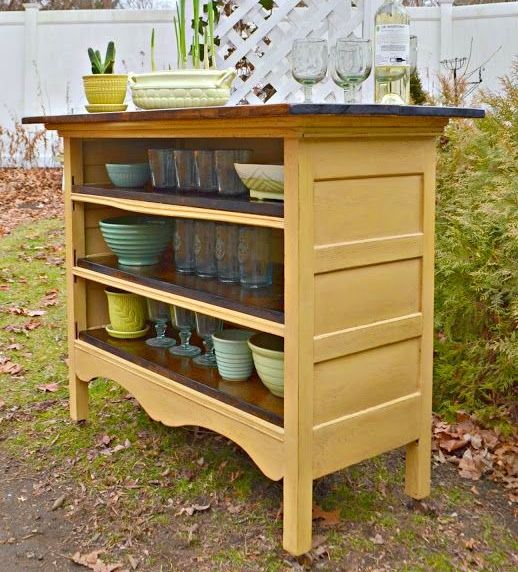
(0, 170, 517, 571)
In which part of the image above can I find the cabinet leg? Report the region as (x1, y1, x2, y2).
(405, 436, 431, 499)
(282, 473, 313, 556)
(70, 374, 89, 421)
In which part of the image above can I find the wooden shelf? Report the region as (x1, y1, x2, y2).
(72, 185, 284, 229)
(79, 327, 284, 427)
(76, 255, 284, 332)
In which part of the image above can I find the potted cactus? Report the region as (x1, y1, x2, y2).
(83, 41, 128, 113)
(129, 1, 236, 110)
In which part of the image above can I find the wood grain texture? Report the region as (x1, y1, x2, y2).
(22, 102, 484, 126)
(314, 259, 421, 336)
(74, 339, 285, 481)
(313, 393, 422, 479)
(80, 328, 284, 426)
(313, 313, 422, 364)
(313, 338, 420, 425)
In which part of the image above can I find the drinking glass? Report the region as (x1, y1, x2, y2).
(194, 150, 217, 192)
(214, 149, 252, 196)
(238, 226, 272, 288)
(174, 150, 196, 191)
(146, 298, 176, 348)
(148, 149, 176, 190)
(169, 306, 201, 357)
(194, 221, 217, 278)
(291, 38, 328, 103)
(174, 218, 195, 273)
(410, 35, 418, 74)
(216, 223, 239, 283)
(333, 38, 372, 103)
(193, 313, 223, 368)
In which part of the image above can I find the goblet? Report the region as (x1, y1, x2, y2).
(333, 38, 372, 103)
(193, 313, 223, 368)
(169, 306, 201, 357)
(291, 38, 328, 103)
(146, 298, 176, 348)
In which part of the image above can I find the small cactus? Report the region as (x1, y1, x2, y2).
(88, 41, 116, 74)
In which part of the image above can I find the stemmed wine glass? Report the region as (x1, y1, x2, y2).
(146, 298, 176, 348)
(169, 306, 201, 357)
(291, 39, 328, 103)
(333, 38, 372, 103)
(193, 313, 223, 368)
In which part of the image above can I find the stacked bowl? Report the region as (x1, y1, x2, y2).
(213, 329, 254, 382)
(248, 333, 284, 397)
(99, 215, 171, 266)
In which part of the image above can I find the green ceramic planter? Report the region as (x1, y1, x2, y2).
(99, 215, 171, 266)
(105, 288, 147, 332)
(248, 333, 284, 398)
(213, 329, 254, 382)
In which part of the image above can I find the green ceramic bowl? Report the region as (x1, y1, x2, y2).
(213, 329, 254, 382)
(105, 163, 151, 188)
(99, 215, 171, 266)
(248, 333, 284, 398)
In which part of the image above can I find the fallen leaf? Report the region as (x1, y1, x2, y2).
(0, 356, 23, 376)
(128, 555, 139, 570)
(37, 383, 59, 393)
(459, 449, 482, 480)
(0, 399, 5, 409)
(51, 495, 66, 511)
(6, 343, 22, 351)
(176, 503, 211, 516)
(27, 309, 46, 317)
(370, 533, 385, 545)
(312, 503, 340, 526)
(71, 550, 123, 572)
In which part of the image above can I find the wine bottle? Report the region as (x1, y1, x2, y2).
(374, 0, 411, 105)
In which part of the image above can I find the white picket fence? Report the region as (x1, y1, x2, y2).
(0, 1, 517, 165)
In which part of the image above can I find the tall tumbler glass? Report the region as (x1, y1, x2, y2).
(194, 150, 217, 192)
(238, 226, 273, 288)
(215, 223, 239, 283)
(194, 220, 217, 278)
(214, 149, 252, 196)
(174, 150, 196, 191)
(148, 149, 176, 190)
(174, 218, 195, 273)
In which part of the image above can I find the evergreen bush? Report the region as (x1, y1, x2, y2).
(434, 62, 517, 431)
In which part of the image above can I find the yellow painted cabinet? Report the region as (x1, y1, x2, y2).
(24, 104, 483, 555)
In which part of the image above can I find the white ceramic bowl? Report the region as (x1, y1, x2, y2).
(234, 164, 284, 201)
(213, 329, 254, 382)
(248, 333, 284, 397)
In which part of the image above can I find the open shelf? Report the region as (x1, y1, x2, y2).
(79, 327, 284, 427)
(76, 255, 284, 326)
(72, 185, 284, 227)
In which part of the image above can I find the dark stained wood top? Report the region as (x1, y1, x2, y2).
(77, 255, 284, 324)
(80, 327, 284, 426)
(74, 184, 284, 218)
(22, 103, 485, 126)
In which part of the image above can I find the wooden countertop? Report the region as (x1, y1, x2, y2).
(22, 102, 484, 126)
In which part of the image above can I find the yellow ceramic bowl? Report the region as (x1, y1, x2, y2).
(248, 333, 284, 398)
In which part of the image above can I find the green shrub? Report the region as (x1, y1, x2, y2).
(434, 63, 518, 431)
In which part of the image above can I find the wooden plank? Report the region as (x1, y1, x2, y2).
(310, 140, 431, 181)
(314, 175, 422, 246)
(75, 184, 284, 219)
(314, 259, 421, 336)
(73, 265, 285, 337)
(314, 338, 420, 425)
(74, 339, 285, 481)
(314, 313, 422, 363)
(22, 102, 484, 127)
(313, 393, 422, 479)
(315, 233, 423, 274)
(405, 140, 436, 499)
(73, 192, 284, 230)
(79, 328, 284, 427)
(76, 255, 284, 324)
(282, 138, 315, 556)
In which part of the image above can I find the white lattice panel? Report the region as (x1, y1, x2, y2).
(217, 0, 365, 105)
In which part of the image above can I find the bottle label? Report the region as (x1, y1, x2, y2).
(375, 24, 410, 67)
